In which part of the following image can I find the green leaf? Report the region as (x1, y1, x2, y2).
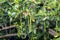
(55, 38, 60, 40)
(0, 0, 6, 3)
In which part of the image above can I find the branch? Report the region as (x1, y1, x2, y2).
(0, 26, 16, 30)
(0, 33, 17, 38)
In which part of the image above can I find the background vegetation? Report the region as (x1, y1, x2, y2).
(0, 0, 60, 40)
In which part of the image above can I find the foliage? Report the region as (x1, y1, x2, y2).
(0, 0, 60, 40)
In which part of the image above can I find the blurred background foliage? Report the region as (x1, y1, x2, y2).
(0, 0, 60, 40)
